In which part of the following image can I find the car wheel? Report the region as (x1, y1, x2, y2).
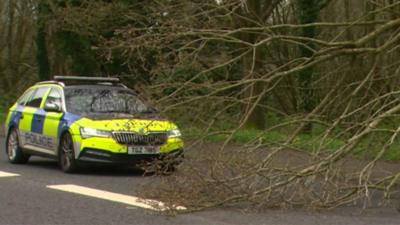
(6, 128, 30, 164)
(59, 133, 78, 173)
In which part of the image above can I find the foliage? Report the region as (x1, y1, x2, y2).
(0, 0, 38, 105)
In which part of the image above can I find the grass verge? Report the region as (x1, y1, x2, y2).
(182, 126, 400, 161)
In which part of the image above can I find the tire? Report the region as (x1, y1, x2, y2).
(6, 128, 30, 164)
(59, 133, 78, 173)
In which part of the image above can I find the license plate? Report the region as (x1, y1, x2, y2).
(128, 146, 160, 155)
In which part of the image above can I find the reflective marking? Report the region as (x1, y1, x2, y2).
(19, 107, 36, 132)
(47, 184, 186, 211)
(31, 110, 46, 134)
(0, 171, 20, 178)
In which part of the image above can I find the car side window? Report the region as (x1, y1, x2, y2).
(44, 88, 63, 109)
(17, 89, 35, 106)
(25, 87, 50, 108)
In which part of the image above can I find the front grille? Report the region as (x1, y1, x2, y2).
(112, 132, 167, 145)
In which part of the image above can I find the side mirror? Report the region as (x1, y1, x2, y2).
(44, 102, 62, 112)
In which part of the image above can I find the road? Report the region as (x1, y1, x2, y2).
(1, 137, 400, 225)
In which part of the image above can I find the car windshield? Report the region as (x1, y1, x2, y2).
(65, 87, 153, 115)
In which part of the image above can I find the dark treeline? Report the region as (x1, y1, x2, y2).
(1, 0, 399, 130)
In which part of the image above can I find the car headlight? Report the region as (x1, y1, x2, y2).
(80, 127, 112, 139)
(167, 129, 181, 138)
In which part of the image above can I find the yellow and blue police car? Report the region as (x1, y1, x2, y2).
(4, 76, 184, 173)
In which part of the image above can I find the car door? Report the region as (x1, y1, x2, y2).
(7, 88, 35, 139)
(42, 87, 64, 154)
(19, 86, 52, 154)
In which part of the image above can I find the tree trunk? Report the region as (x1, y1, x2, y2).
(36, 0, 51, 81)
(296, 0, 322, 133)
(5, 0, 15, 91)
(242, 47, 266, 130)
(240, 0, 280, 130)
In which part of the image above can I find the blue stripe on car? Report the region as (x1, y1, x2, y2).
(57, 112, 82, 138)
(31, 109, 47, 134)
(8, 105, 24, 131)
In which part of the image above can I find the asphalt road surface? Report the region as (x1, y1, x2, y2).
(1, 137, 400, 225)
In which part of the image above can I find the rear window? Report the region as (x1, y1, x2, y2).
(45, 88, 63, 107)
(25, 87, 50, 108)
(17, 89, 35, 106)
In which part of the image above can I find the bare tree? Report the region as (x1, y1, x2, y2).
(6, 0, 400, 211)
(0, 0, 38, 106)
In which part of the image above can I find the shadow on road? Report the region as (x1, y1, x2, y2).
(21, 157, 150, 177)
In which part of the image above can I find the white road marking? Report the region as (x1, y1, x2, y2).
(47, 184, 186, 211)
(0, 171, 20, 178)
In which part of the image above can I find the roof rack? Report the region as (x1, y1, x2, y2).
(35, 76, 125, 88)
(54, 76, 120, 83)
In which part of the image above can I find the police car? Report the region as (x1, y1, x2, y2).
(4, 76, 184, 173)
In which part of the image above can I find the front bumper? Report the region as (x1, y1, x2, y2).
(77, 148, 184, 165)
(72, 134, 184, 154)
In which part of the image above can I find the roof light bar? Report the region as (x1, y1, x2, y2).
(54, 76, 120, 83)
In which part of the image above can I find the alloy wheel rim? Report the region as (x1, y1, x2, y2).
(62, 137, 73, 169)
(7, 132, 18, 160)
